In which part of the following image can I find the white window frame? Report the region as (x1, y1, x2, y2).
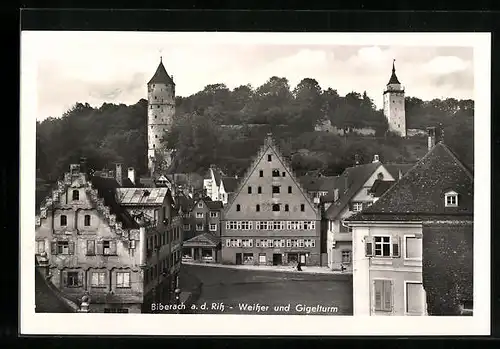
(210, 211, 218, 218)
(196, 212, 204, 219)
(209, 223, 217, 231)
(198, 202, 204, 208)
(373, 235, 392, 257)
(196, 223, 204, 231)
(445, 190, 458, 207)
(404, 281, 427, 316)
(116, 272, 131, 288)
(404, 234, 423, 261)
(352, 202, 363, 212)
(91, 271, 107, 288)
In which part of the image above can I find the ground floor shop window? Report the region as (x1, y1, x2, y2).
(201, 248, 213, 260)
(243, 253, 254, 264)
(259, 253, 266, 264)
(182, 248, 192, 259)
(300, 254, 306, 264)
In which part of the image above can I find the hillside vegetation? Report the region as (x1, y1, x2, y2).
(36, 76, 474, 182)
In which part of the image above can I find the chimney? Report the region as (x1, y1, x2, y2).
(115, 163, 123, 186)
(128, 167, 136, 186)
(427, 127, 436, 151)
(372, 154, 380, 163)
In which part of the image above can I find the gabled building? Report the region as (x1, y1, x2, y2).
(221, 134, 321, 266)
(321, 155, 396, 271)
(345, 139, 473, 316)
(299, 174, 339, 204)
(35, 162, 181, 313)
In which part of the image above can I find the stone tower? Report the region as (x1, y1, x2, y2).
(383, 59, 406, 137)
(147, 57, 176, 176)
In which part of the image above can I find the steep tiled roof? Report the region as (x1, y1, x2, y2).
(324, 162, 384, 219)
(221, 177, 239, 193)
(384, 163, 415, 180)
(148, 60, 175, 86)
(116, 187, 169, 206)
(346, 142, 473, 222)
(206, 200, 223, 210)
(167, 173, 204, 189)
(176, 193, 194, 212)
(368, 179, 396, 198)
(35, 266, 73, 313)
(183, 232, 220, 247)
(90, 176, 139, 229)
(121, 178, 135, 187)
(387, 60, 401, 85)
(299, 175, 339, 192)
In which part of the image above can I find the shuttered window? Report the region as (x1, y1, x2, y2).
(374, 279, 393, 312)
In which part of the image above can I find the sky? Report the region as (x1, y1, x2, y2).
(24, 32, 475, 121)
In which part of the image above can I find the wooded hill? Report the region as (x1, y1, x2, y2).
(36, 76, 474, 182)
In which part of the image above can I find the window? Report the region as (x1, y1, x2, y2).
(196, 223, 203, 231)
(268, 154, 272, 161)
(300, 204, 305, 212)
(258, 186, 262, 194)
(209, 223, 217, 231)
(102, 240, 116, 255)
(91, 272, 106, 288)
(65, 271, 80, 287)
(352, 202, 363, 212)
(86, 240, 95, 255)
(198, 202, 203, 208)
(259, 253, 266, 264)
(374, 236, 391, 257)
(272, 204, 280, 212)
(288, 186, 292, 194)
(196, 212, 204, 219)
(272, 186, 280, 194)
(256, 204, 260, 212)
(405, 236, 422, 260)
(116, 272, 131, 288)
(374, 279, 392, 312)
(236, 204, 241, 211)
(183, 224, 191, 231)
(406, 282, 425, 315)
(84, 214, 91, 226)
(445, 191, 458, 207)
(272, 169, 280, 177)
(210, 211, 218, 218)
(259, 170, 263, 177)
(341, 250, 352, 264)
(72, 190, 79, 201)
(60, 215, 67, 226)
(36, 240, 45, 254)
(284, 204, 289, 212)
(282, 172, 286, 177)
(55, 241, 71, 255)
(248, 186, 252, 194)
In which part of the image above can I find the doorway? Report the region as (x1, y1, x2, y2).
(235, 253, 242, 265)
(272, 254, 282, 266)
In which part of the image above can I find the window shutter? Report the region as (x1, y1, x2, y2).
(384, 280, 393, 311)
(62, 271, 68, 287)
(374, 280, 382, 311)
(51, 241, 58, 255)
(255, 240, 260, 247)
(78, 271, 83, 286)
(392, 237, 400, 258)
(249, 239, 253, 247)
(96, 241, 104, 255)
(68, 241, 75, 255)
(365, 237, 374, 257)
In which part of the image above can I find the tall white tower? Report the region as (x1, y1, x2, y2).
(383, 59, 406, 137)
(147, 57, 176, 176)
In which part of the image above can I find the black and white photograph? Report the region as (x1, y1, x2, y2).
(20, 31, 490, 335)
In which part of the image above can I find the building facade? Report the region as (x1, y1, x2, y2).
(383, 60, 406, 137)
(221, 134, 321, 266)
(147, 58, 176, 175)
(346, 140, 473, 316)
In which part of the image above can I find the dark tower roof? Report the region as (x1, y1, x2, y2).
(148, 58, 175, 86)
(387, 59, 401, 85)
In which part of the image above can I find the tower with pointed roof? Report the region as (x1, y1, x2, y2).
(147, 57, 176, 175)
(383, 59, 406, 137)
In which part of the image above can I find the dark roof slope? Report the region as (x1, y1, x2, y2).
(35, 265, 73, 313)
(387, 61, 401, 85)
(299, 175, 339, 192)
(206, 200, 223, 210)
(148, 61, 175, 86)
(222, 177, 239, 193)
(90, 176, 139, 229)
(346, 142, 473, 222)
(368, 179, 396, 198)
(325, 162, 383, 219)
(121, 178, 135, 187)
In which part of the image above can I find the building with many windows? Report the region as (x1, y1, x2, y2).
(221, 134, 321, 266)
(35, 161, 181, 313)
(345, 138, 473, 316)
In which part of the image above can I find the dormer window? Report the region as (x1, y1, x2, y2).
(445, 191, 458, 207)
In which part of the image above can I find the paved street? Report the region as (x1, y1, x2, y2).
(179, 264, 353, 315)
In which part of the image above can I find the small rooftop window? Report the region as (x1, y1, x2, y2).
(445, 190, 458, 207)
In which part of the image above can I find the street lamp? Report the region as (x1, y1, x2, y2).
(174, 288, 181, 314)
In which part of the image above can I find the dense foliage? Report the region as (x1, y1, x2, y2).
(36, 76, 474, 182)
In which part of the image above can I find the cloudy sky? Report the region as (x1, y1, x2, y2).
(24, 32, 475, 121)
